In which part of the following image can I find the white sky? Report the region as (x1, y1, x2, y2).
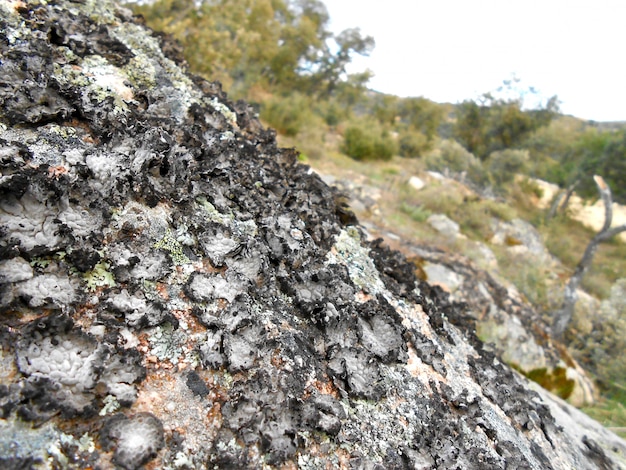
(322, 0, 626, 122)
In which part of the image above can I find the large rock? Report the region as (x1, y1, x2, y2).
(0, 1, 625, 468)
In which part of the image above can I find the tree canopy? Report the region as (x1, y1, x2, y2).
(453, 79, 560, 160)
(132, 0, 374, 99)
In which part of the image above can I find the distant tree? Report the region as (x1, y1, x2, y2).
(132, 0, 374, 99)
(372, 94, 399, 126)
(575, 129, 626, 204)
(454, 100, 487, 156)
(341, 118, 396, 161)
(454, 78, 559, 159)
(398, 97, 445, 141)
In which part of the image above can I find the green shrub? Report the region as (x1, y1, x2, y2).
(398, 131, 431, 158)
(341, 119, 397, 161)
(486, 149, 530, 186)
(424, 139, 489, 187)
(400, 203, 432, 222)
(261, 93, 314, 136)
(425, 139, 480, 172)
(518, 177, 544, 198)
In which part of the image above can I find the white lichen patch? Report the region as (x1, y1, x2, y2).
(54, 55, 132, 116)
(0, 256, 33, 282)
(110, 201, 171, 237)
(103, 413, 165, 470)
(57, 205, 100, 238)
(195, 196, 234, 226)
(85, 152, 125, 192)
(325, 228, 387, 298)
(17, 273, 77, 307)
(186, 273, 243, 303)
(0, 193, 63, 250)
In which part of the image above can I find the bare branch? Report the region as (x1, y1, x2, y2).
(593, 175, 613, 232)
(552, 176, 623, 337)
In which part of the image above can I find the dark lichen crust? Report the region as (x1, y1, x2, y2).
(0, 0, 625, 469)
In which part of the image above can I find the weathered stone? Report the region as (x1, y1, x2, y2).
(408, 175, 425, 191)
(427, 213, 461, 238)
(491, 218, 553, 262)
(0, 1, 625, 468)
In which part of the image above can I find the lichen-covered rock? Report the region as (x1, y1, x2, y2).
(0, 0, 625, 468)
(393, 238, 597, 406)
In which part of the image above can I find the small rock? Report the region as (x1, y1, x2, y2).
(427, 213, 460, 238)
(408, 176, 425, 191)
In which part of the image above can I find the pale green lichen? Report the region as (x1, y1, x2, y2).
(209, 98, 237, 126)
(326, 227, 387, 296)
(59, 432, 96, 455)
(220, 130, 235, 141)
(112, 22, 200, 121)
(48, 432, 95, 467)
(154, 229, 191, 265)
(195, 196, 258, 238)
(84, 259, 116, 291)
(124, 55, 157, 90)
(196, 196, 233, 226)
(148, 323, 188, 364)
(30, 256, 52, 270)
(99, 395, 121, 416)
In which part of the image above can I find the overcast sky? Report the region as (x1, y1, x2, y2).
(322, 0, 626, 122)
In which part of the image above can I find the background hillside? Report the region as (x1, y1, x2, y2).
(130, 0, 626, 436)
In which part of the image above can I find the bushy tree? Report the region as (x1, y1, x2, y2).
(398, 97, 444, 141)
(261, 92, 314, 136)
(398, 131, 430, 158)
(486, 149, 530, 186)
(341, 119, 396, 161)
(575, 129, 626, 204)
(424, 139, 488, 186)
(453, 79, 559, 160)
(132, 0, 374, 99)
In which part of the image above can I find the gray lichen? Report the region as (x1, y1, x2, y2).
(0, 0, 625, 468)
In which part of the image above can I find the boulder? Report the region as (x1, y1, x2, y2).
(490, 218, 553, 263)
(427, 213, 461, 239)
(0, 1, 625, 468)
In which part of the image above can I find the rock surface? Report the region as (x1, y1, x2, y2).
(0, 0, 625, 469)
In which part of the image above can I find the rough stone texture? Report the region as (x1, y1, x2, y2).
(427, 213, 461, 239)
(380, 234, 598, 408)
(490, 218, 554, 263)
(0, 0, 625, 469)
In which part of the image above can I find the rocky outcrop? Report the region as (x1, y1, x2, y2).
(1, 0, 625, 468)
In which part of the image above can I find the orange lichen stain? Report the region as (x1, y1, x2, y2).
(170, 307, 206, 336)
(271, 348, 286, 368)
(278, 462, 298, 470)
(355, 291, 374, 303)
(406, 343, 447, 389)
(206, 402, 222, 427)
(48, 165, 69, 179)
(9, 0, 27, 11)
(155, 282, 169, 301)
(304, 376, 341, 400)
